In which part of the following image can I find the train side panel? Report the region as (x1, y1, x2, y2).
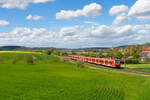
(68, 55, 120, 67)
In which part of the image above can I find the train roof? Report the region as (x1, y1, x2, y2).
(69, 55, 120, 60)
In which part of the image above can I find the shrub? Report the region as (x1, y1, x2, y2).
(53, 58, 60, 63)
(132, 59, 140, 64)
(12, 56, 17, 64)
(71, 51, 77, 55)
(61, 57, 70, 62)
(32, 56, 37, 61)
(24, 54, 34, 64)
(114, 51, 123, 59)
(0, 58, 4, 63)
(61, 52, 68, 57)
(80, 53, 89, 57)
(121, 59, 140, 64)
(89, 53, 96, 57)
(53, 50, 61, 56)
(76, 60, 85, 68)
(45, 49, 53, 55)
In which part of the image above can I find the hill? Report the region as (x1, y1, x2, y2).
(0, 46, 27, 51)
(0, 46, 55, 51)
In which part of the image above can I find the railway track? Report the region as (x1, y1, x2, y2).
(87, 62, 150, 74)
(121, 67, 150, 74)
(65, 55, 150, 75)
(68, 55, 150, 74)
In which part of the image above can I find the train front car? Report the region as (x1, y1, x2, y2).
(114, 59, 121, 68)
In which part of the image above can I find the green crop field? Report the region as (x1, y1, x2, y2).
(0, 53, 150, 100)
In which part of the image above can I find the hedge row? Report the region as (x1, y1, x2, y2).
(121, 59, 140, 64)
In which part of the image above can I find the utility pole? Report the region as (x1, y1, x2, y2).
(123, 51, 126, 68)
(124, 57, 126, 68)
(112, 46, 114, 59)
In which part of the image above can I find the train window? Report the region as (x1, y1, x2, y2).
(96, 60, 99, 62)
(105, 61, 108, 64)
(115, 60, 120, 64)
(108, 61, 112, 64)
(100, 60, 103, 63)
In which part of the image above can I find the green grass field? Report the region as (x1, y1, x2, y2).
(127, 64, 150, 72)
(1, 54, 150, 100)
(0, 53, 58, 64)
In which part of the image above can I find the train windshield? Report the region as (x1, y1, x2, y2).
(115, 59, 120, 64)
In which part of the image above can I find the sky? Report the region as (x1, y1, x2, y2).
(0, 0, 150, 48)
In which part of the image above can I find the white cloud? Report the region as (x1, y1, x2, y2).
(128, 0, 150, 21)
(0, 20, 10, 26)
(56, 3, 102, 20)
(91, 25, 114, 37)
(84, 21, 95, 24)
(1, 24, 150, 48)
(59, 26, 79, 37)
(110, 5, 130, 26)
(33, 0, 55, 3)
(0, 0, 55, 9)
(109, 5, 128, 16)
(58, 24, 150, 48)
(11, 27, 50, 37)
(0, 27, 56, 47)
(26, 14, 43, 20)
(84, 21, 99, 26)
(112, 14, 130, 26)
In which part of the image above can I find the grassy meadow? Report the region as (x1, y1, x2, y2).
(0, 53, 150, 100)
(127, 63, 150, 72)
(0, 53, 57, 64)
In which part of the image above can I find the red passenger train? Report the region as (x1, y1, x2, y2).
(68, 55, 120, 68)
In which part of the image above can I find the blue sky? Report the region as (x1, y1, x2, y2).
(0, 0, 150, 48)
